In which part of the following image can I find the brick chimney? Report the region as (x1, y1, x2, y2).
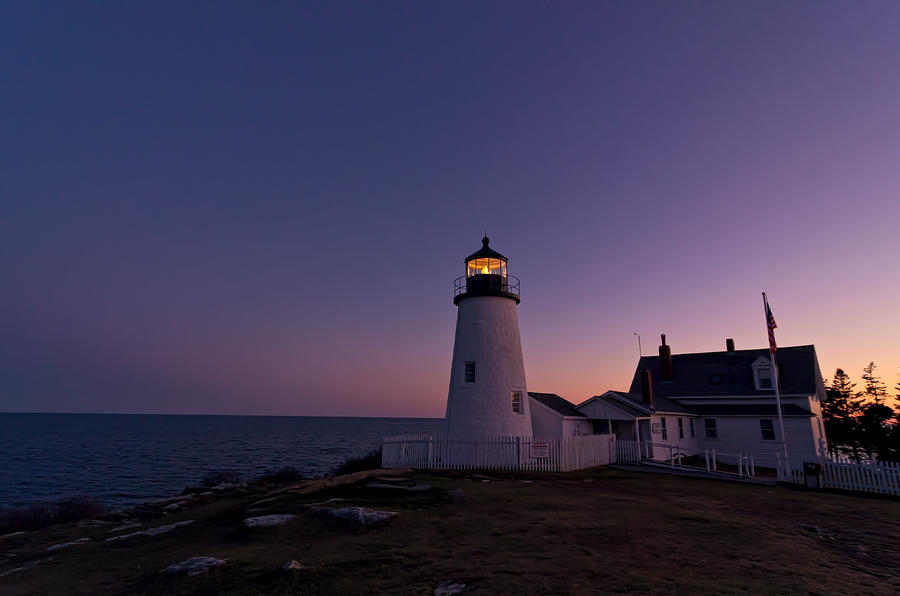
(726, 338, 735, 352)
(659, 334, 673, 380)
(640, 369, 654, 407)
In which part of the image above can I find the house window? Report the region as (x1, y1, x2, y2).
(689, 418, 695, 439)
(464, 361, 475, 383)
(511, 391, 522, 414)
(660, 417, 668, 440)
(760, 418, 776, 441)
(754, 366, 773, 390)
(704, 418, 718, 439)
(678, 418, 684, 439)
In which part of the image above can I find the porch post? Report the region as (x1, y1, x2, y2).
(633, 419, 640, 458)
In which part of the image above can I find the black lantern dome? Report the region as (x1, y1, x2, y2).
(453, 236, 520, 304)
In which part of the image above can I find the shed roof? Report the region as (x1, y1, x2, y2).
(627, 345, 820, 398)
(528, 392, 586, 417)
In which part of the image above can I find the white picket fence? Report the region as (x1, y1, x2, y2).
(775, 452, 900, 496)
(823, 459, 900, 495)
(382, 434, 640, 472)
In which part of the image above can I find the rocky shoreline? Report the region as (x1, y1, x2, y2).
(2, 467, 898, 594)
(1, 468, 473, 594)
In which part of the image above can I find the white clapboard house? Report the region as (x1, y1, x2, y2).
(528, 335, 828, 464)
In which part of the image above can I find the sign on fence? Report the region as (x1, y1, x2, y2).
(529, 442, 550, 459)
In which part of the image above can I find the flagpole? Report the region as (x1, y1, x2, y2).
(762, 293, 788, 465)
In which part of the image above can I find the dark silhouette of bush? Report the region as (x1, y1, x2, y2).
(201, 470, 242, 486)
(0, 496, 106, 534)
(331, 447, 383, 476)
(255, 467, 304, 485)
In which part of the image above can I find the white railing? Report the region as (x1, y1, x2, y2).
(642, 442, 757, 478)
(382, 434, 632, 472)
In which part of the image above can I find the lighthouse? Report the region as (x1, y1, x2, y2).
(445, 237, 533, 437)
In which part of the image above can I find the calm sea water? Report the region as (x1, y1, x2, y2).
(0, 414, 443, 509)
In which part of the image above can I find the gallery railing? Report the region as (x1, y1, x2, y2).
(453, 274, 520, 301)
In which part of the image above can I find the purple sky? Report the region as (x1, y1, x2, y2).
(2, 2, 899, 416)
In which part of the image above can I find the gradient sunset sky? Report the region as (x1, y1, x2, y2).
(2, 2, 898, 416)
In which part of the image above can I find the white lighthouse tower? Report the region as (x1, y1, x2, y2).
(445, 237, 533, 437)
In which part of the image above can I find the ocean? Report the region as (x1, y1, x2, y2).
(0, 413, 443, 509)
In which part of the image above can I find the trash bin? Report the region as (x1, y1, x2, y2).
(804, 462, 823, 489)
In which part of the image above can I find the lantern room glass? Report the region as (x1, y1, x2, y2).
(466, 258, 507, 278)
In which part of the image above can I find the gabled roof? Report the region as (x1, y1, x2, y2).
(579, 392, 813, 419)
(607, 391, 695, 415)
(528, 392, 586, 417)
(687, 404, 813, 417)
(627, 345, 820, 398)
(577, 391, 649, 417)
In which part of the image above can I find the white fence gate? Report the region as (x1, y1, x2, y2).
(382, 434, 640, 472)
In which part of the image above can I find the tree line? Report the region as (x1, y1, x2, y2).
(822, 362, 900, 462)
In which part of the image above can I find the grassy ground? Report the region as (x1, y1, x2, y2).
(1, 467, 898, 595)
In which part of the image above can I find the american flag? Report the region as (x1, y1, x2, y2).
(764, 294, 777, 354)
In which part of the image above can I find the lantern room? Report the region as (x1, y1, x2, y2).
(453, 236, 520, 305)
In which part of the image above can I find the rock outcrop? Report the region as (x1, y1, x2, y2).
(161, 556, 226, 576)
(243, 514, 295, 528)
(317, 506, 397, 526)
(106, 520, 195, 541)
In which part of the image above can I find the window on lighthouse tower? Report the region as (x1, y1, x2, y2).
(464, 361, 475, 383)
(511, 391, 522, 413)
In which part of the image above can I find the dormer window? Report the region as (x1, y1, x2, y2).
(752, 357, 774, 391)
(756, 367, 772, 389)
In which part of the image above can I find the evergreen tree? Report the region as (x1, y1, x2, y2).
(858, 402, 894, 460)
(861, 361, 888, 405)
(823, 369, 863, 459)
(886, 370, 900, 461)
(895, 369, 900, 410)
(855, 363, 893, 460)
(882, 412, 900, 463)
